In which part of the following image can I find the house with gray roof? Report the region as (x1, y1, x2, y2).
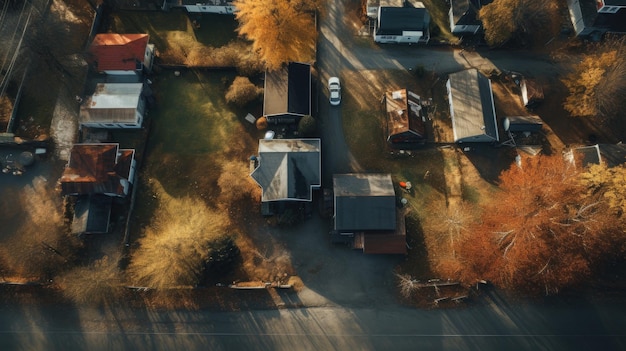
(333, 174, 407, 254)
(567, 0, 626, 37)
(250, 139, 321, 203)
(263, 62, 311, 124)
(446, 69, 499, 143)
(373, 2, 430, 44)
(449, 0, 492, 34)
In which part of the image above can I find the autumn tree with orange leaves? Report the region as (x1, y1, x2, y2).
(449, 155, 625, 295)
(233, 0, 322, 70)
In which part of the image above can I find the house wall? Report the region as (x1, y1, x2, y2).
(103, 70, 139, 76)
(144, 44, 155, 73)
(182, 4, 235, 13)
(374, 32, 428, 44)
(266, 113, 302, 125)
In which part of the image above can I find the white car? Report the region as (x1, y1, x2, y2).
(328, 77, 341, 106)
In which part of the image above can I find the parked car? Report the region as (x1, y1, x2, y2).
(328, 77, 341, 106)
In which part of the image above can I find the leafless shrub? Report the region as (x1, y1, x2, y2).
(57, 255, 123, 305)
(127, 180, 231, 289)
(396, 273, 420, 299)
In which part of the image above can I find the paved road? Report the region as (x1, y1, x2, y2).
(1, 292, 625, 351)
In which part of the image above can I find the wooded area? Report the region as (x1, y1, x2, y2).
(439, 155, 626, 295)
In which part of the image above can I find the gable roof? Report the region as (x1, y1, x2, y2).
(60, 143, 135, 196)
(377, 6, 430, 35)
(263, 62, 311, 117)
(448, 69, 499, 142)
(80, 83, 143, 125)
(88, 34, 149, 71)
(333, 174, 396, 231)
(250, 139, 321, 202)
(385, 89, 426, 139)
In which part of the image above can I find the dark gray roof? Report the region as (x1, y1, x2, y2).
(377, 7, 430, 35)
(333, 174, 396, 231)
(604, 0, 626, 5)
(71, 195, 112, 235)
(250, 139, 321, 202)
(450, 0, 486, 26)
(263, 62, 311, 117)
(448, 69, 499, 142)
(599, 143, 626, 167)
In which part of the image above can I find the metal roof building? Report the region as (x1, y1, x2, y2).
(446, 69, 499, 143)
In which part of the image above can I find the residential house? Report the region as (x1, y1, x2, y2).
(60, 143, 136, 197)
(333, 174, 407, 254)
(567, 0, 626, 37)
(446, 69, 499, 143)
(384, 89, 426, 146)
(80, 83, 145, 129)
(263, 62, 312, 124)
(250, 139, 321, 211)
(449, 0, 492, 35)
(373, 2, 430, 44)
(88, 33, 155, 75)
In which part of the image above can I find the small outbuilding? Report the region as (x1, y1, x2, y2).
(446, 69, 499, 143)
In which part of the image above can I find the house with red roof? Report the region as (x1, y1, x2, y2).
(88, 33, 155, 76)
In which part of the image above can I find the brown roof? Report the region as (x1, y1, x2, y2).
(88, 34, 149, 71)
(353, 209, 407, 254)
(60, 144, 134, 196)
(385, 89, 425, 139)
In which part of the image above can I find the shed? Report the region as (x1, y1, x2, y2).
(446, 69, 499, 143)
(80, 83, 145, 129)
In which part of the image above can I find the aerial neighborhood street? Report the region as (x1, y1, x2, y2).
(0, 0, 625, 350)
